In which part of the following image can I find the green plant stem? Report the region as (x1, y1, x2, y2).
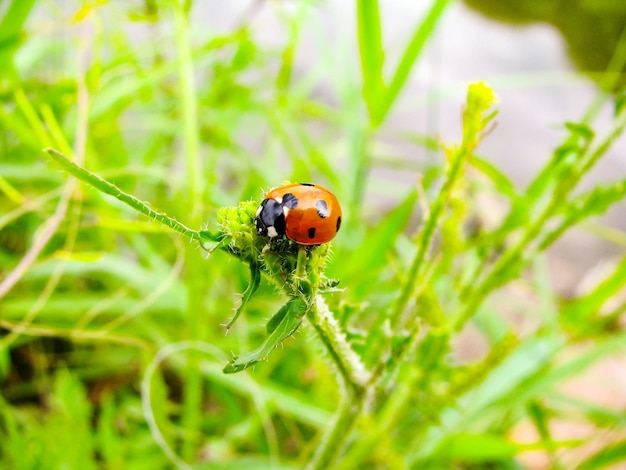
(306, 398, 361, 470)
(389, 82, 497, 329)
(172, 0, 205, 462)
(44, 149, 214, 243)
(336, 367, 420, 469)
(356, 0, 385, 120)
(454, 108, 626, 331)
(14, 89, 53, 147)
(300, 258, 372, 468)
(0, 176, 23, 204)
(308, 295, 371, 396)
(389, 145, 469, 328)
(174, 6, 203, 215)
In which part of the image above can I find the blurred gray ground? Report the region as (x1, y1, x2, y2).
(202, 1, 626, 295)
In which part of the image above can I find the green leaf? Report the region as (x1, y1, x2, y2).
(578, 439, 626, 470)
(377, 0, 454, 124)
(565, 121, 595, 141)
(0, 0, 37, 75)
(266, 304, 290, 336)
(562, 255, 626, 325)
(0, 347, 9, 380)
(346, 190, 418, 281)
(0, 398, 29, 470)
(356, 0, 385, 120)
(95, 396, 125, 468)
(562, 179, 626, 222)
(471, 156, 518, 200)
(226, 261, 261, 329)
(45, 370, 97, 469)
(223, 298, 307, 373)
(431, 433, 517, 462)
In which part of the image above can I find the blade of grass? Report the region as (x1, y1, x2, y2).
(376, 0, 454, 124)
(172, 0, 208, 461)
(0, 175, 24, 204)
(578, 439, 626, 470)
(356, 0, 385, 121)
(0, 0, 37, 76)
(562, 254, 626, 327)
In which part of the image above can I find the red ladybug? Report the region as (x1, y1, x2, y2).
(255, 183, 342, 245)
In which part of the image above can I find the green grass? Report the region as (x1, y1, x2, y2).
(2, 1, 626, 469)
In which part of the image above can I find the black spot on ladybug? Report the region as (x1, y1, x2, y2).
(316, 199, 329, 218)
(300, 182, 315, 187)
(282, 193, 298, 209)
(308, 227, 316, 239)
(274, 213, 286, 236)
(336, 216, 342, 232)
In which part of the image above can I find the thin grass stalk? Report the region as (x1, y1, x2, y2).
(172, 0, 206, 461)
(454, 109, 626, 331)
(1, 20, 93, 347)
(0, 95, 89, 350)
(0, 176, 24, 204)
(0, 87, 77, 301)
(356, 0, 385, 121)
(306, 398, 361, 470)
(376, 0, 454, 124)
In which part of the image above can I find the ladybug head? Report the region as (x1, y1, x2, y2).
(255, 198, 286, 238)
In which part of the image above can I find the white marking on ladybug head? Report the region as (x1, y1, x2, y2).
(283, 207, 290, 218)
(274, 196, 283, 204)
(255, 205, 263, 217)
(267, 226, 279, 238)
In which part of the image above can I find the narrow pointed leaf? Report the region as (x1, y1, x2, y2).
(224, 298, 307, 373)
(226, 261, 261, 329)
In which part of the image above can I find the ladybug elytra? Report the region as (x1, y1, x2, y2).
(255, 183, 342, 245)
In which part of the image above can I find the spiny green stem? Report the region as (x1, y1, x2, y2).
(308, 294, 370, 396)
(389, 83, 496, 328)
(389, 146, 468, 327)
(44, 148, 217, 244)
(454, 109, 626, 331)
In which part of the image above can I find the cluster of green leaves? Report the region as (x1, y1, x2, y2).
(1, 1, 626, 469)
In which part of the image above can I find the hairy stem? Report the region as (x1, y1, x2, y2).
(308, 294, 371, 395)
(45, 148, 210, 243)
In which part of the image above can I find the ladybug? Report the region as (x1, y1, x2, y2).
(255, 183, 342, 245)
